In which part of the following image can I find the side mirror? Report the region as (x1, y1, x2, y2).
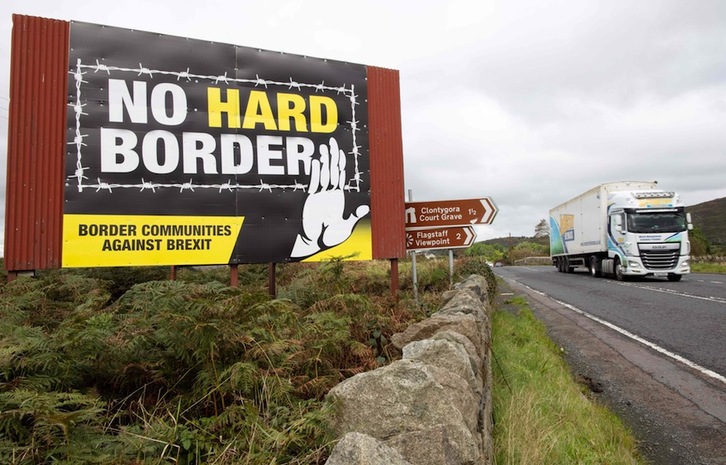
(688, 224, 693, 231)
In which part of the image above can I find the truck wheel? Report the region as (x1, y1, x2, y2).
(589, 256, 601, 277)
(614, 260, 626, 281)
(667, 274, 682, 282)
(565, 258, 574, 273)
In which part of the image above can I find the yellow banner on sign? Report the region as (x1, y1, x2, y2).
(302, 219, 372, 262)
(62, 214, 244, 267)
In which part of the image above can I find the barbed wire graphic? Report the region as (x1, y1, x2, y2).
(68, 59, 364, 194)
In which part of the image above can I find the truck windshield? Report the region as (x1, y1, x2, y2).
(626, 211, 687, 233)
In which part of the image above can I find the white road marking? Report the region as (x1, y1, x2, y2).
(611, 281, 726, 304)
(521, 284, 726, 386)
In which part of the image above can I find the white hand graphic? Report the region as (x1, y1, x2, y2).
(290, 137, 369, 258)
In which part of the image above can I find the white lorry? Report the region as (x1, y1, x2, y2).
(549, 181, 692, 281)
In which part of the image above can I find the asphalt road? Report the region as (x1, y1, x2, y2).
(493, 265, 726, 465)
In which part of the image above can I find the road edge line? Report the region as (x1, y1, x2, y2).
(517, 282, 726, 386)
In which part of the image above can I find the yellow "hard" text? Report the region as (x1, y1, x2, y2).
(207, 88, 338, 133)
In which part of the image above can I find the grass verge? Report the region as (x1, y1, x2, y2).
(691, 261, 726, 274)
(492, 295, 647, 465)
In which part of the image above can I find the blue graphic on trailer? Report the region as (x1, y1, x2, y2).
(549, 216, 570, 255)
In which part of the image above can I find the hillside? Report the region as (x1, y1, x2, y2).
(481, 235, 549, 249)
(687, 197, 726, 246)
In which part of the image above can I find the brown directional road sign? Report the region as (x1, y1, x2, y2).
(404, 198, 498, 229)
(406, 225, 477, 251)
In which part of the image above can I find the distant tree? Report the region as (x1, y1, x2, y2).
(689, 226, 710, 256)
(534, 219, 549, 239)
(509, 241, 549, 263)
(466, 242, 506, 263)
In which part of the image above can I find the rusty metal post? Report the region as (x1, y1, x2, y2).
(230, 264, 239, 287)
(169, 266, 177, 281)
(268, 263, 276, 297)
(390, 258, 399, 299)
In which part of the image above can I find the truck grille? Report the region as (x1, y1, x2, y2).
(640, 249, 679, 269)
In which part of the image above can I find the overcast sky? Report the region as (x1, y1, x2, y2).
(2, 0, 726, 246)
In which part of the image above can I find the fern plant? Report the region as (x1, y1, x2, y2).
(0, 257, 493, 464)
(0, 389, 117, 464)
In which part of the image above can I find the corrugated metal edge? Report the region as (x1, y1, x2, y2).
(5, 15, 69, 273)
(367, 66, 406, 259)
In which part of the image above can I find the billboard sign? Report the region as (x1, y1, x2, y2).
(63, 22, 371, 267)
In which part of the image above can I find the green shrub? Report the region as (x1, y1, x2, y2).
(0, 272, 110, 330)
(0, 389, 116, 464)
(0, 256, 498, 463)
(455, 256, 497, 302)
(77, 266, 170, 300)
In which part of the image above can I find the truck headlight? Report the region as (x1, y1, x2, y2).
(623, 242, 636, 255)
(628, 260, 640, 268)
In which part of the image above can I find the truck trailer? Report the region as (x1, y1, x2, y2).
(549, 181, 692, 281)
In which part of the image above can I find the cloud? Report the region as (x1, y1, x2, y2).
(396, 0, 726, 239)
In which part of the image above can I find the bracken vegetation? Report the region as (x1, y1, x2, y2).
(0, 256, 494, 464)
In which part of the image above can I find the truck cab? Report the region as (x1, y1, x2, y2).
(603, 190, 691, 281)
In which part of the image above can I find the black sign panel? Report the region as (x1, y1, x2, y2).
(63, 22, 371, 266)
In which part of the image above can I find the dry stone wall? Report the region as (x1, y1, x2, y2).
(325, 274, 494, 465)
